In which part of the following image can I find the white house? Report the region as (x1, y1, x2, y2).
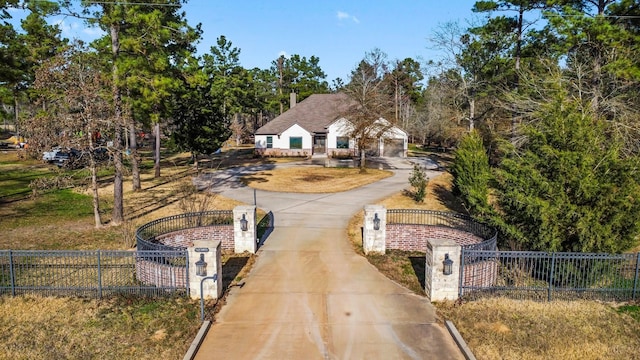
(254, 93, 407, 158)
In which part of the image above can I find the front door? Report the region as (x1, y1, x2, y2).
(313, 135, 326, 154)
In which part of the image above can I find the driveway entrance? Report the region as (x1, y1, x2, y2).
(193, 164, 463, 359)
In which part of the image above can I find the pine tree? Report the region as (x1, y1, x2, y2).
(495, 91, 640, 253)
(451, 130, 491, 216)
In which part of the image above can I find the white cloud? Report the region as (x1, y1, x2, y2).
(83, 27, 105, 37)
(52, 19, 103, 41)
(336, 11, 359, 24)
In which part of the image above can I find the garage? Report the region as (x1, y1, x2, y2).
(383, 139, 405, 157)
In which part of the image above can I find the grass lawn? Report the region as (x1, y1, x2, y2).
(242, 166, 392, 193)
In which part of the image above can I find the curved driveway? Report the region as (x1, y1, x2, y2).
(193, 159, 463, 359)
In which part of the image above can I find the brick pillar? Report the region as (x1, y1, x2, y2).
(363, 205, 386, 254)
(234, 205, 257, 254)
(188, 240, 222, 300)
(426, 239, 460, 301)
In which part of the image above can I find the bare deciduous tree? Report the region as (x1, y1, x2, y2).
(31, 42, 113, 228)
(343, 49, 395, 170)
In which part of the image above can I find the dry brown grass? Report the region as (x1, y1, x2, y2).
(435, 298, 640, 360)
(0, 296, 201, 360)
(380, 172, 466, 212)
(242, 167, 392, 193)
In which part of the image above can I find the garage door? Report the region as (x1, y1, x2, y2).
(383, 139, 405, 157)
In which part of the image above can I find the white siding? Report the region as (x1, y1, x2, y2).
(255, 135, 269, 149)
(279, 124, 312, 149)
(327, 118, 354, 149)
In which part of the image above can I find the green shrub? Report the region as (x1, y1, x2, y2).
(409, 164, 428, 203)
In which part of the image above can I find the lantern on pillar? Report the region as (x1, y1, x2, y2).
(195, 253, 207, 277)
(240, 214, 248, 231)
(373, 213, 380, 231)
(443, 253, 453, 276)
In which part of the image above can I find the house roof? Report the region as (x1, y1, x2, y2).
(255, 93, 356, 135)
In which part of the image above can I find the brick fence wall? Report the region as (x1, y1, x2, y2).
(386, 224, 484, 251)
(136, 225, 233, 290)
(386, 223, 497, 291)
(136, 259, 187, 288)
(462, 260, 498, 291)
(155, 226, 234, 251)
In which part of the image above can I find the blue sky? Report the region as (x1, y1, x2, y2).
(10, 0, 484, 82)
(184, 0, 481, 81)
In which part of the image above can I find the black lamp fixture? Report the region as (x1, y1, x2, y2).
(240, 214, 248, 231)
(373, 213, 380, 231)
(443, 253, 453, 276)
(195, 253, 207, 277)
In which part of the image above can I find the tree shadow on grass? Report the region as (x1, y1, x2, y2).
(431, 183, 468, 214)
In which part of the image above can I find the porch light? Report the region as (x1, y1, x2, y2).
(240, 214, 248, 232)
(443, 253, 453, 276)
(373, 213, 381, 231)
(195, 253, 207, 277)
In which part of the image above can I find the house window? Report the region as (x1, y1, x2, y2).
(289, 137, 302, 149)
(336, 136, 349, 149)
(266, 136, 273, 148)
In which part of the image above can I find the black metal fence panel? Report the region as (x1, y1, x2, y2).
(0, 250, 188, 298)
(136, 210, 233, 251)
(460, 250, 640, 302)
(257, 211, 274, 247)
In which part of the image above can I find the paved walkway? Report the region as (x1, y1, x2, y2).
(193, 159, 464, 359)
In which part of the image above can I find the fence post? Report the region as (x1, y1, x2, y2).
(458, 248, 465, 299)
(97, 251, 103, 299)
(425, 239, 461, 301)
(188, 240, 222, 300)
(633, 252, 640, 301)
(9, 250, 15, 297)
(363, 205, 386, 255)
(548, 252, 556, 302)
(233, 205, 257, 254)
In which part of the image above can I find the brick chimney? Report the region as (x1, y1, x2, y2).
(290, 92, 297, 108)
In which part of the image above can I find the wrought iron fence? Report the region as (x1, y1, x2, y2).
(460, 250, 640, 302)
(387, 209, 497, 250)
(0, 250, 188, 298)
(257, 211, 274, 247)
(136, 210, 233, 251)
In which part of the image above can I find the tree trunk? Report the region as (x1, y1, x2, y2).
(469, 97, 475, 131)
(13, 92, 19, 138)
(89, 148, 102, 228)
(511, 6, 524, 139)
(129, 120, 141, 191)
(110, 22, 124, 226)
(359, 147, 366, 172)
(154, 122, 161, 178)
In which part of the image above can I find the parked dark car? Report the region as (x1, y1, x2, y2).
(53, 148, 81, 168)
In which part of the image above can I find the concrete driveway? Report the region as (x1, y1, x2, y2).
(193, 158, 463, 359)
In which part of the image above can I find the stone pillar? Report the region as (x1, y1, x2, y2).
(425, 239, 461, 301)
(363, 205, 386, 254)
(234, 205, 257, 254)
(188, 240, 222, 300)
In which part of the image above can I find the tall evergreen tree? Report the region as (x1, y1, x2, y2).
(494, 78, 640, 252)
(451, 130, 492, 216)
